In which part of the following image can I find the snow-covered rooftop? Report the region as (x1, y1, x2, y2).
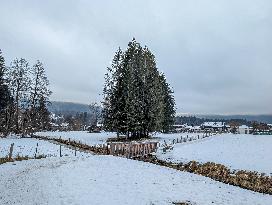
(202, 122, 225, 128)
(239, 125, 249, 129)
(190, 126, 201, 130)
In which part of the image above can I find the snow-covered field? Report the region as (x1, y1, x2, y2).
(34, 131, 272, 174)
(0, 137, 88, 158)
(153, 132, 207, 144)
(1, 132, 271, 204)
(2, 131, 200, 160)
(0, 155, 271, 205)
(157, 134, 272, 175)
(36, 131, 204, 146)
(36, 131, 115, 146)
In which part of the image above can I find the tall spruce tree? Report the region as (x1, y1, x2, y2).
(0, 50, 10, 112)
(35, 96, 51, 131)
(102, 47, 125, 136)
(102, 39, 176, 139)
(160, 73, 176, 133)
(0, 50, 12, 134)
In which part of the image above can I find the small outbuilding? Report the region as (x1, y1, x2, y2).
(238, 125, 251, 134)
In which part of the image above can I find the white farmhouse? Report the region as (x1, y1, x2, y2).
(238, 125, 251, 134)
(172, 124, 186, 132)
(190, 126, 201, 133)
(201, 122, 226, 132)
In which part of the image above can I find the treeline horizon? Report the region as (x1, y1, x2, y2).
(175, 115, 271, 127)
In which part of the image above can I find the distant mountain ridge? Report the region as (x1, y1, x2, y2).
(49, 101, 272, 123)
(48, 101, 90, 115)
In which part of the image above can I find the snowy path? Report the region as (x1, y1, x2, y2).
(157, 134, 272, 175)
(0, 155, 271, 205)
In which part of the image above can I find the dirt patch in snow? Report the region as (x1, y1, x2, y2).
(0, 155, 45, 165)
(172, 201, 195, 205)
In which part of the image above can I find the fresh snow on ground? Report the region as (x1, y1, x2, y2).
(36, 131, 203, 146)
(0, 137, 88, 158)
(153, 132, 206, 144)
(36, 131, 115, 146)
(157, 134, 272, 175)
(0, 155, 271, 205)
(34, 131, 272, 174)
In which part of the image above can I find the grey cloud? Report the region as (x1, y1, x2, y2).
(1, 0, 271, 114)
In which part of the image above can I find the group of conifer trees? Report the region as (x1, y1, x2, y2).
(0, 49, 52, 136)
(102, 39, 175, 139)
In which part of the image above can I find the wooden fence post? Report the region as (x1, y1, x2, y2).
(110, 143, 114, 155)
(118, 143, 122, 155)
(126, 144, 129, 158)
(35, 143, 39, 159)
(108, 143, 111, 155)
(9, 143, 14, 160)
(113, 143, 116, 155)
(132, 144, 135, 157)
(130, 144, 132, 158)
(114, 144, 117, 155)
(60, 145, 62, 157)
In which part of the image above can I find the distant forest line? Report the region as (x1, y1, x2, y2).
(49, 101, 272, 125)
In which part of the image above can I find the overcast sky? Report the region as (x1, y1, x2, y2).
(1, 0, 271, 115)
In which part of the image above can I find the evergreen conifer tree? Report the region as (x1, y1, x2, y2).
(103, 39, 176, 139)
(0, 50, 12, 134)
(0, 50, 10, 112)
(36, 96, 51, 131)
(160, 73, 176, 133)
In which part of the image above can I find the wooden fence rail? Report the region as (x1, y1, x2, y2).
(107, 142, 158, 158)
